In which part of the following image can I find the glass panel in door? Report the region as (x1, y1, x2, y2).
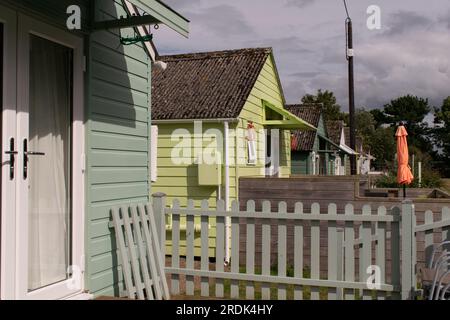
(27, 35, 73, 292)
(0, 23, 3, 293)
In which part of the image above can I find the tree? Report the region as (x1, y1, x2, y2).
(366, 126, 396, 171)
(433, 96, 450, 177)
(355, 108, 375, 141)
(369, 109, 387, 128)
(381, 95, 432, 152)
(301, 89, 345, 121)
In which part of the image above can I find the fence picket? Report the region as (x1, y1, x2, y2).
(344, 204, 355, 300)
(261, 201, 271, 299)
(336, 229, 344, 300)
(401, 201, 415, 300)
(424, 210, 434, 267)
(375, 206, 387, 300)
(361, 205, 372, 300)
(111, 207, 134, 298)
(327, 204, 338, 300)
(130, 206, 154, 299)
(200, 200, 210, 297)
(278, 202, 288, 300)
(139, 204, 163, 300)
(230, 200, 240, 299)
(215, 200, 226, 298)
(185, 200, 195, 296)
(294, 202, 304, 300)
(121, 207, 145, 299)
(145, 204, 170, 299)
(310, 203, 320, 300)
(442, 207, 450, 256)
(390, 206, 401, 300)
(246, 200, 256, 299)
(171, 200, 181, 295)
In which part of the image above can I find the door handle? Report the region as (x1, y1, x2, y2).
(24, 151, 46, 156)
(4, 138, 17, 180)
(23, 139, 45, 180)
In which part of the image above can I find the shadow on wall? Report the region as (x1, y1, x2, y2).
(91, 1, 149, 296)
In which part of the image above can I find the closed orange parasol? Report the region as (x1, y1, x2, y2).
(396, 124, 414, 197)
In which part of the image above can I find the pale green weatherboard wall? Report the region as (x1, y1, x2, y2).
(86, 0, 152, 297)
(0, 0, 182, 297)
(153, 54, 291, 257)
(291, 114, 327, 175)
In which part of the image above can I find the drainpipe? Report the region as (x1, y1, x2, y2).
(224, 121, 231, 265)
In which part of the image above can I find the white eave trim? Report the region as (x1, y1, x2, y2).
(126, 0, 189, 38)
(340, 143, 358, 155)
(152, 118, 239, 124)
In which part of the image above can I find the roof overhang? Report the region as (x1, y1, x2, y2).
(339, 143, 359, 155)
(92, 0, 189, 38)
(317, 134, 352, 153)
(263, 102, 316, 131)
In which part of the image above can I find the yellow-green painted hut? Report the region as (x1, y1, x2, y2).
(151, 48, 315, 258)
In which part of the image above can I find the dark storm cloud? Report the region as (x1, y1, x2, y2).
(157, 0, 450, 110)
(438, 10, 450, 29)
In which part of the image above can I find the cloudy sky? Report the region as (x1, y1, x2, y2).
(154, 0, 450, 111)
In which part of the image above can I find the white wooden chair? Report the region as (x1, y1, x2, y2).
(420, 241, 450, 300)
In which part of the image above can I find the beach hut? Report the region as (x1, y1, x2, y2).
(0, 0, 188, 299)
(151, 48, 315, 257)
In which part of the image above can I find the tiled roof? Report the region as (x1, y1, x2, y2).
(285, 104, 322, 151)
(326, 120, 345, 146)
(151, 48, 272, 120)
(344, 127, 367, 154)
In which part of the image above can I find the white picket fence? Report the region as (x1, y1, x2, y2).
(111, 194, 450, 300)
(151, 195, 423, 300)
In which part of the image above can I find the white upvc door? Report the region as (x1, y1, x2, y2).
(1, 10, 85, 300)
(0, 5, 18, 300)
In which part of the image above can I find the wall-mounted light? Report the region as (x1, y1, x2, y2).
(154, 61, 168, 71)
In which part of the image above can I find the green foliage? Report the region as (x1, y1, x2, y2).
(382, 95, 432, 153)
(374, 173, 398, 188)
(418, 170, 442, 188)
(374, 144, 442, 188)
(299, 90, 446, 180)
(369, 109, 387, 128)
(301, 89, 346, 121)
(367, 127, 396, 171)
(433, 97, 450, 177)
(375, 170, 442, 189)
(383, 95, 431, 124)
